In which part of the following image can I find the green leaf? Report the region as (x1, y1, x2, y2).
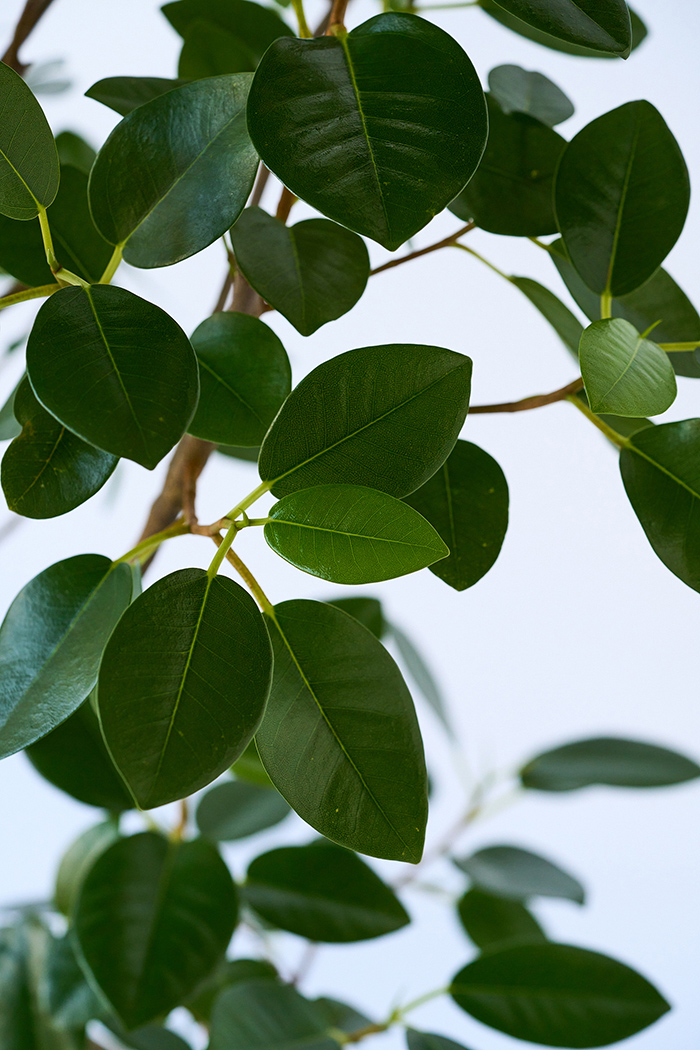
(484, 0, 631, 56)
(454, 845, 585, 903)
(450, 943, 669, 1047)
(0, 379, 22, 441)
(187, 958, 278, 1024)
(554, 101, 690, 297)
(231, 209, 369, 336)
(244, 840, 409, 942)
(208, 978, 339, 1050)
(259, 344, 472, 498)
(55, 131, 96, 174)
(406, 1032, 474, 1050)
(0, 554, 132, 759)
(265, 484, 448, 584)
(480, 1, 647, 57)
(232, 739, 276, 787)
(196, 780, 290, 841)
(0, 63, 59, 219)
(404, 440, 509, 591)
(247, 13, 487, 251)
(85, 76, 189, 116)
(580, 318, 677, 417)
(163, 0, 294, 63)
(2, 377, 118, 519)
(0, 925, 37, 1049)
(521, 735, 700, 791)
(314, 998, 371, 1033)
(54, 821, 121, 917)
(188, 311, 291, 446)
(327, 597, 385, 639)
(179, 20, 257, 78)
(88, 75, 258, 268)
(487, 64, 573, 126)
(26, 698, 133, 812)
(458, 888, 547, 951)
(388, 624, 450, 732)
(26, 285, 199, 470)
(98, 568, 273, 810)
(218, 443, 260, 463)
(44, 931, 105, 1031)
(257, 599, 428, 862)
(74, 832, 237, 1029)
(511, 277, 583, 358)
(620, 420, 700, 591)
(108, 1024, 192, 1050)
(449, 96, 565, 236)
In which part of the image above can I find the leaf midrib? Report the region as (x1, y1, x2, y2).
(270, 516, 444, 553)
(605, 107, 642, 293)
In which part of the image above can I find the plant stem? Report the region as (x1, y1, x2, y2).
(38, 208, 87, 287)
(600, 290, 612, 319)
(370, 223, 475, 276)
(116, 519, 191, 566)
(276, 186, 298, 224)
(292, 0, 312, 37)
(660, 341, 700, 352)
(226, 480, 271, 521)
(2, 0, 57, 73)
(213, 539, 276, 615)
(528, 236, 558, 254)
(99, 245, 123, 285)
(454, 242, 511, 282)
(327, 0, 350, 30)
(470, 376, 583, 414)
(208, 521, 238, 579)
(567, 394, 630, 447)
(0, 283, 58, 312)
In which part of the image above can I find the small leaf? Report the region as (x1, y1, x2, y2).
(580, 318, 676, 417)
(327, 597, 385, 639)
(259, 344, 472, 499)
(231, 209, 369, 336)
(521, 736, 700, 791)
(488, 64, 573, 126)
(179, 20, 257, 78)
(26, 285, 199, 470)
(196, 780, 290, 841)
(406, 1032, 473, 1050)
(480, 1, 647, 58)
(314, 998, 372, 1033)
(244, 840, 409, 942)
(54, 821, 120, 917)
(484, 0, 631, 56)
(388, 624, 450, 732)
(232, 739, 276, 787)
(257, 599, 428, 862)
(511, 276, 583, 358)
(55, 131, 96, 173)
(450, 943, 669, 1047)
(188, 311, 291, 446)
(98, 568, 273, 809)
(187, 958, 278, 1024)
(85, 76, 189, 116)
(0, 379, 22, 441)
(0, 63, 59, 219)
(454, 845, 585, 904)
(74, 832, 238, 1029)
(0, 554, 132, 759)
(163, 0, 295, 63)
(208, 979, 338, 1050)
(457, 888, 547, 951)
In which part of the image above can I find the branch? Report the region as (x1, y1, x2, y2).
(2, 0, 57, 73)
(326, 0, 350, 31)
(370, 223, 475, 276)
(469, 377, 583, 414)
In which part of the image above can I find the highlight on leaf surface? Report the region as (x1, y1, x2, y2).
(0, 62, 60, 220)
(579, 318, 677, 418)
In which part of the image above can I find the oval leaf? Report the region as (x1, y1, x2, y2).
(327, 597, 385, 639)
(54, 821, 120, 917)
(85, 76, 188, 116)
(389, 624, 450, 731)
(55, 131, 96, 174)
(511, 277, 583, 358)
(488, 65, 573, 126)
(163, 0, 294, 61)
(0, 63, 59, 219)
(454, 845, 585, 903)
(580, 318, 677, 417)
(457, 888, 547, 951)
(486, 0, 631, 56)
(522, 736, 700, 791)
(247, 13, 487, 250)
(196, 780, 290, 841)
(179, 21, 257, 79)
(480, 1, 647, 57)
(209, 979, 338, 1050)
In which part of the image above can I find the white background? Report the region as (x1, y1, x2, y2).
(0, 0, 698, 1047)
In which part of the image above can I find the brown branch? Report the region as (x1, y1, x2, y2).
(275, 186, 297, 224)
(2, 0, 57, 73)
(250, 163, 271, 208)
(326, 0, 350, 31)
(213, 271, 233, 312)
(136, 435, 214, 550)
(370, 222, 475, 275)
(469, 377, 583, 414)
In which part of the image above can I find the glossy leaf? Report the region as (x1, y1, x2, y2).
(450, 96, 565, 236)
(55, 131, 96, 174)
(179, 21, 257, 78)
(54, 821, 121, 916)
(405, 440, 508, 591)
(257, 599, 428, 862)
(480, 1, 647, 58)
(98, 568, 273, 810)
(247, 13, 488, 250)
(389, 624, 450, 732)
(511, 277, 583, 357)
(244, 840, 409, 942)
(327, 597, 385, 639)
(208, 979, 338, 1050)
(231, 209, 370, 336)
(163, 0, 294, 63)
(488, 64, 573, 126)
(406, 1032, 473, 1050)
(486, 0, 631, 56)
(85, 76, 188, 116)
(2, 377, 118, 518)
(74, 832, 237, 1029)
(455, 845, 585, 903)
(580, 318, 676, 417)
(554, 101, 690, 297)
(89, 75, 258, 268)
(26, 285, 198, 469)
(188, 311, 291, 446)
(259, 344, 472, 498)
(0, 62, 59, 219)
(0, 554, 132, 759)
(522, 735, 700, 791)
(458, 888, 547, 950)
(196, 780, 290, 841)
(451, 943, 669, 1047)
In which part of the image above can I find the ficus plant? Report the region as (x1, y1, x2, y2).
(0, 0, 698, 1047)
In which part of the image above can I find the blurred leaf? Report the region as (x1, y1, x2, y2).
(85, 76, 189, 116)
(488, 64, 573, 126)
(196, 780, 290, 841)
(232, 739, 275, 787)
(208, 978, 338, 1050)
(389, 624, 450, 732)
(326, 597, 385, 639)
(522, 735, 700, 791)
(457, 888, 547, 951)
(54, 821, 120, 917)
(163, 0, 294, 63)
(179, 20, 256, 78)
(55, 131, 96, 174)
(187, 958, 277, 1023)
(454, 845, 585, 903)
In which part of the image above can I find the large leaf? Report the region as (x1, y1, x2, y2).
(244, 840, 409, 942)
(196, 780, 290, 841)
(449, 95, 565, 236)
(521, 736, 700, 791)
(162, 0, 294, 63)
(258, 344, 472, 498)
(231, 208, 369, 336)
(450, 943, 669, 1047)
(178, 21, 257, 79)
(0, 63, 59, 219)
(54, 821, 121, 916)
(487, 64, 573, 126)
(511, 277, 583, 358)
(247, 13, 487, 251)
(88, 75, 258, 268)
(457, 888, 547, 951)
(485, 0, 631, 56)
(0, 554, 132, 759)
(265, 484, 448, 584)
(579, 318, 676, 417)
(2, 377, 118, 519)
(208, 979, 338, 1050)
(404, 440, 508, 591)
(454, 845, 585, 903)
(74, 832, 237, 1029)
(85, 76, 188, 116)
(554, 101, 690, 297)
(257, 599, 428, 862)
(26, 285, 198, 470)
(188, 311, 291, 446)
(98, 568, 272, 809)
(480, 1, 647, 58)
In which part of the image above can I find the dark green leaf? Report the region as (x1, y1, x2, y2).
(327, 597, 385, 639)
(0, 63, 59, 219)
(244, 840, 409, 942)
(479, 0, 647, 58)
(257, 599, 428, 862)
(98, 568, 272, 809)
(487, 65, 573, 126)
(449, 96, 565, 236)
(74, 832, 237, 1029)
(521, 736, 700, 791)
(231, 209, 369, 336)
(511, 277, 583, 358)
(187, 958, 277, 1023)
(26, 285, 198, 469)
(163, 0, 294, 63)
(2, 377, 117, 518)
(179, 20, 256, 78)
(314, 998, 371, 1033)
(55, 131, 96, 174)
(0, 378, 22, 441)
(407, 1030, 474, 1050)
(580, 318, 676, 417)
(0, 925, 35, 1049)
(554, 101, 690, 297)
(44, 931, 105, 1031)
(85, 76, 189, 116)
(109, 1024, 192, 1050)
(89, 75, 258, 268)
(405, 440, 508, 591)
(54, 821, 121, 917)
(247, 14, 487, 250)
(485, 0, 630, 55)
(232, 739, 275, 787)
(188, 311, 291, 446)
(388, 624, 450, 732)
(218, 443, 260, 463)
(208, 978, 338, 1050)
(457, 888, 547, 950)
(196, 780, 290, 841)
(454, 845, 585, 903)
(259, 344, 472, 498)
(451, 943, 669, 1047)
(0, 554, 132, 758)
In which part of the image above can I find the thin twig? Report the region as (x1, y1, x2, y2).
(276, 186, 297, 224)
(250, 163, 271, 208)
(290, 941, 319, 986)
(326, 0, 350, 31)
(2, 0, 57, 72)
(370, 223, 475, 276)
(469, 377, 583, 414)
